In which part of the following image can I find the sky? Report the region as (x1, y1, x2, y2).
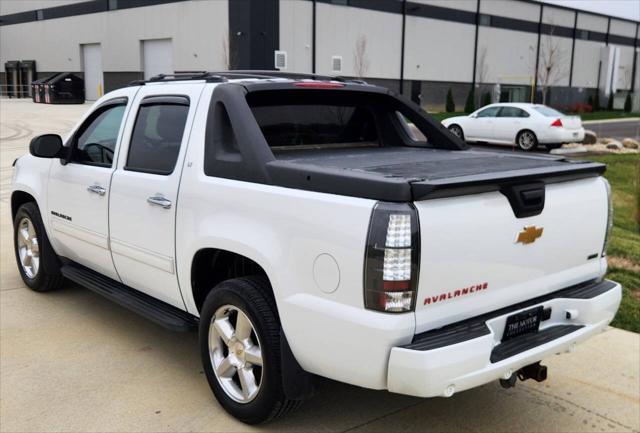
(538, 0, 640, 22)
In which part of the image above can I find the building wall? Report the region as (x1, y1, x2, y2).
(0, 1, 228, 92)
(0, 0, 85, 15)
(314, 2, 402, 79)
(279, 0, 312, 73)
(1, 0, 638, 109)
(404, 17, 475, 83)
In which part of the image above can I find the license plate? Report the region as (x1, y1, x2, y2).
(502, 306, 543, 341)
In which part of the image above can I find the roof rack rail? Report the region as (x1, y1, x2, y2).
(213, 70, 368, 84)
(128, 71, 226, 86)
(128, 70, 368, 87)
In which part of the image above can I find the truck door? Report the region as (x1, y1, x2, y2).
(47, 91, 133, 280)
(108, 84, 203, 308)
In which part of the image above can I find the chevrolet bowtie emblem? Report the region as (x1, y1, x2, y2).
(516, 226, 543, 245)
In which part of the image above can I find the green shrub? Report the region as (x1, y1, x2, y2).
(464, 88, 476, 113)
(445, 88, 455, 113)
(624, 93, 632, 113)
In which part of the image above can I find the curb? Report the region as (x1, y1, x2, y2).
(582, 117, 640, 124)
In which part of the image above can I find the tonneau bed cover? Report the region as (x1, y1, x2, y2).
(266, 147, 605, 202)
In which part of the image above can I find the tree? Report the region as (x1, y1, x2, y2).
(593, 92, 601, 110)
(481, 91, 492, 107)
(624, 93, 632, 112)
(464, 88, 476, 113)
(607, 94, 614, 111)
(534, 25, 569, 105)
(353, 34, 370, 79)
(475, 46, 489, 107)
(445, 88, 455, 112)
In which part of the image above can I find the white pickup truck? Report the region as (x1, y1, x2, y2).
(11, 71, 621, 424)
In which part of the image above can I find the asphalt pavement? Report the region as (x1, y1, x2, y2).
(583, 119, 640, 140)
(1, 99, 639, 433)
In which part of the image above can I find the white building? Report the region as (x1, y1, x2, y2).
(1, 0, 638, 110)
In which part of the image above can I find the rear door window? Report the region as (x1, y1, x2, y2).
(125, 96, 189, 175)
(498, 107, 530, 118)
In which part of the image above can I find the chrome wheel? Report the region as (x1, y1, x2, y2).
(209, 305, 263, 404)
(518, 131, 536, 150)
(16, 217, 39, 279)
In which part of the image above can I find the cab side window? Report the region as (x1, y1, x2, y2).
(70, 101, 127, 167)
(125, 96, 189, 175)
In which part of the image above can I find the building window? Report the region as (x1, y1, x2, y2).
(578, 29, 589, 40)
(331, 0, 349, 5)
(479, 14, 492, 27)
(108, 0, 118, 11)
(36, 10, 44, 20)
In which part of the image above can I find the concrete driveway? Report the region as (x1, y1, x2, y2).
(1, 99, 639, 433)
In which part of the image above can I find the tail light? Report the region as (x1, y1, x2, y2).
(602, 178, 613, 257)
(550, 118, 563, 127)
(364, 202, 420, 313)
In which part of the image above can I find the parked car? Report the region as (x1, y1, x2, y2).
(12, 72, 620, 424)
(442, 103, 586, 151)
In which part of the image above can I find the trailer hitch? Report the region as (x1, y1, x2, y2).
(499, 362, 548, 389)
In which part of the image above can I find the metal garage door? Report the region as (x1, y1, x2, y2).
(143, 39, 173, 80)
(82, 43, 103, 101)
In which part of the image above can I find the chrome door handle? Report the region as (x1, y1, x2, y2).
(147, 196, 172, 209)
(87, 184, 106, 196)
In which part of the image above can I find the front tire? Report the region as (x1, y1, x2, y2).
(13, 202, 64, 292)
(448, 124, 465, 141)
(516, 130, 538, 151)
(199, 276, 300, 424)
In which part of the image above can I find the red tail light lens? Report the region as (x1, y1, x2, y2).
(364, 202, 420, 313)
(550, 118, 563, 127)
(293, 81, 345, 89)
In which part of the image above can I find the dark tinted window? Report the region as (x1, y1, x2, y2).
(476, 106, 500, 118)
(71, 103, 126, 167)
(126, 98, 189, 175)
(250, 104, 378, 149)
(498, 107, 529, 117)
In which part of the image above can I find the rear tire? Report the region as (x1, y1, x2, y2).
(13, 202, 64, 292)
(516, 130, 538, 151)
(448, 124, 465, 141)
(199, 276, 301, 424)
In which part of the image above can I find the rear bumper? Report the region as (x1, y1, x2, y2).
(539, 127, 585, 144)
(387, 279, 621, 398)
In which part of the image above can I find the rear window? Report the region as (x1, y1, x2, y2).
(250, 104, 378, 149)
(246, 89, 429, 150)
(534, 106, 564, 117)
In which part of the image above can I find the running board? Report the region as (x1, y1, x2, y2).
(61, 263, 198, 332)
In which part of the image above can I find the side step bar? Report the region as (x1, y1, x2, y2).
(61, 263, 198, 332)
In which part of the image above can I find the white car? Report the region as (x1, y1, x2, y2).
(442, 103, 585, 151)
(12, 72, 619, 424)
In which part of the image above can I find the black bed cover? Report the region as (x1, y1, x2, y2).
(266, 147, 605, 202)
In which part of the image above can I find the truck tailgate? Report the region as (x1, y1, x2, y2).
(413, 176, 608, 334)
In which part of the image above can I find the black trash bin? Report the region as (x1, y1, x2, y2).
(46, 73, 85, 104)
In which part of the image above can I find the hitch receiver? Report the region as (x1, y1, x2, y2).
(517, 362, 548, 382)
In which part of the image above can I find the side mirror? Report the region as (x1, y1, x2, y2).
(29, 134, 65, 158)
